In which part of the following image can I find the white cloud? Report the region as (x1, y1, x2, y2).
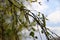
(47, 10, 60, 23)
(30, 0, 48, 12)
(37, 0, 45, 2)
(22, 0, 48, 13)
(31, 2, 48, 12)
(47, 27, 60, 36)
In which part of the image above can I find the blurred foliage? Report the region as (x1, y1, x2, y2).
(0, 0, 38, 40)
(0, 0, 53, 40)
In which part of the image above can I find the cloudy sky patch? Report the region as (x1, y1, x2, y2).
(47, 10, 60, 23)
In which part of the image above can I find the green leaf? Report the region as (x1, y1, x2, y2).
(20, 11, 25, 20)
(42, 14, 46, 27)
(45, 18, 48, 20)
(31, 0, 37, 2)
(25, 13, 30, 23)
(32, 27, 36, 31)
(29, 31, 34, 37)
(41, 30, 43, 34)
(30, 20, 36, 26)
(46, 31, 50, 36)
(18, 24, 23, 31)
(38, 12, 40, 16)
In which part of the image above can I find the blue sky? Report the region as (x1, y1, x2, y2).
(45, 0, 60, 27)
